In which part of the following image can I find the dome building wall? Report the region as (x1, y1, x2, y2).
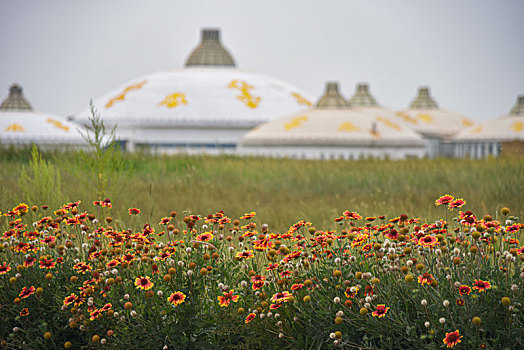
(71, 29, 313, 153)
(0, 84, 89, 149)
(238, 82, 426, 160)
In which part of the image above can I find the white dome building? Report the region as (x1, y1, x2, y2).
(0, 84, 88, 149)
(71, 29, 313, 153)
(451, 96, 524, 158)
(394, 87, 476, 158)
(238, 82, 425, 160)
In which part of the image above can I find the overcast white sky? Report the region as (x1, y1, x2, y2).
(0, 0, 523, 122)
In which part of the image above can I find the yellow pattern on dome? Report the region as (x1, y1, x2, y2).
(105, 80, 147, 109)
(158, 93, 188, 108)
(511, 121, 523, 133)
(376, 117, 401, 131)
(228, 80, 260, 109)
(417, 114, 433, 123)
(5, 123, 25, 132)
(291, 92, 312, 107)
(284, 116, 308, 131)
(395, 112, 418, 124)
(462, 119, 473, 127)
(46, 118, 69, 131)
(470, 126, 482, 134)
(338, 122, 360, 133)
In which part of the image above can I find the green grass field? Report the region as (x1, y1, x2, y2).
(1, 147, 522, 231)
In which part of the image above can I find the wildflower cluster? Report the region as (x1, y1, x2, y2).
(0, 197, 522, 349)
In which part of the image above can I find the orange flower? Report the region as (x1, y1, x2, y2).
(271, 291, 292, 303)
(443, 330, 462, 348)
(372, 304, 389, 318)
(0, 262, 11, 275)
(235, 250, 254, 260)
(245, 312, 256, 323)
(343, 211, 362, 220)
(418, 235, 438, 247)
(218, 290, 239, 307)
(251, 275, 266, 290)
(20, 308, 29, 316)
(458, 285, 471, 296)
(134, 276, 154, 290)
(128, 208, 140, 215)
(168, 291, 186, 306)
(417, 273, 435, 286)
(435, 195, 454, 207)
(448, 198, 466, 210)
(196, 232, 214, 242)
(472, 279, 491, 292)
(19, 286, 36, 299)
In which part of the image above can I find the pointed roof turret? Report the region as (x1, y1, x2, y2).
(315, 82, 349, 108)
(348, 83, 378, 107)
(0, 84, 33, 111)
(409, 87, 438, 110)
(509, 96, 524, 116)
(185, 28, 236, 67)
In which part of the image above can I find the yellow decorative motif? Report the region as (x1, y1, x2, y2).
(46, 118, 69, 131)
(291, 92, 312, 107)
(228, 80, 261, 109)
(470, 126, 482, 134)
(284, 116, 308, 131)
(417, 113, 433, 123)
(338, 122, 360, 133)
(4, 123, 25, 132)
(105, 80, 147, 109)
(511, 121, 523, 133)
(395, 111, 418, 124)
(462, 119, 474, 127)
(376, 116, 401, 131)
(158, 93, 188, 108)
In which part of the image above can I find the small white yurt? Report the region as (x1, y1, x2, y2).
(395, 87, 476, 158)
(238, 82, 425, 160)
(0, 84, 88, 149)
(451, 96, 524, 158)
(71, 29, 313, 153)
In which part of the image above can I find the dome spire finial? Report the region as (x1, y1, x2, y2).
(348, 83, 378, 107)
(409, 86, 438, 110)
(315, 82, 349, 108)
(509, 95, 524, 116)
(185, 28, 236, 67)
(0, 83, 33, 111)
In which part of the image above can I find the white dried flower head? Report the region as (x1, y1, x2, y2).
(453, 248, 461, 255)
(275, 313, 280, 318)
(187, 270, 193, 277)
(443, 300, 450, 307)
(421, 299, 428, 306)
(113, 312, 119, 318)
(508, 306, 514, 312)
(124, 293, 130, 300)
(82, 243, 89, 250)
(157, 290, 164, 297)
(435, 249, 442, 256)
(87, 300, 93, 306)
(111, 269, 118, 275)
(407, 260, 413, 266)
(336, 311, 344, 317)
(104, 271, 110, 277)
(389, 248, 396, 254)
(511, 284, 518, 292)
(267, 312, 273, 317)
(202, 225, 208, 230)
(15, 273, 21, 279)
(178, 261, 184, 267)
(260, 313, 265, 319)
(279, 333, 284, 339)
(293, 316, 298, 322)
(120, 316, 125, 321)
(163, 346, 168, 350)
(79, 325, 86, 331)
(241, 280, 248, 288)
(454, 282, 461, 288)
(61, 305, 68, 311)
(100, 339, 106, 344)
(425, 321, 430, 328)
(334, 257, 341, 264)
(334, 297, 341, 304)
(329, 333, 336, 340)
(439, 317, 445, 324)
(185, 247, 192, 254)
(334, 340, 340, 346)
(365, 296, 372, 303)
(229, 246, 235, 253)
(446, 275, 452, 280)
(74, 258, 80, 264)
(276, 320, 282, 327)
(364, 303, 371, 309)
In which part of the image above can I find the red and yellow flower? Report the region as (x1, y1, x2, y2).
(19, 286, 36, 299)
(235, 250, 254, 260)
(134, 276, 154, 290)
(245, 312, 256, 323)
(218, 290, 239, 307)
(271, 291, 292, 303)
(472, 279, 491, 292)
(168, 291, 186, 306)
(435, 194, 454, 206)
(443, 330, 462, 348)
(372, 304, 390, 318)
(128, 208, 140, 215)
(0, 262, 11, 275)
(458, 285, 471, 296)
(417, 273, 435, 285)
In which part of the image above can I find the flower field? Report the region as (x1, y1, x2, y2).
(1, 196, 522, 349)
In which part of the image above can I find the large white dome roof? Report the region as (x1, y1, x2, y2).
(72, 67, 313, 128)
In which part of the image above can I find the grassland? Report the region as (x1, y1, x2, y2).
(1, 147, 522, 231)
